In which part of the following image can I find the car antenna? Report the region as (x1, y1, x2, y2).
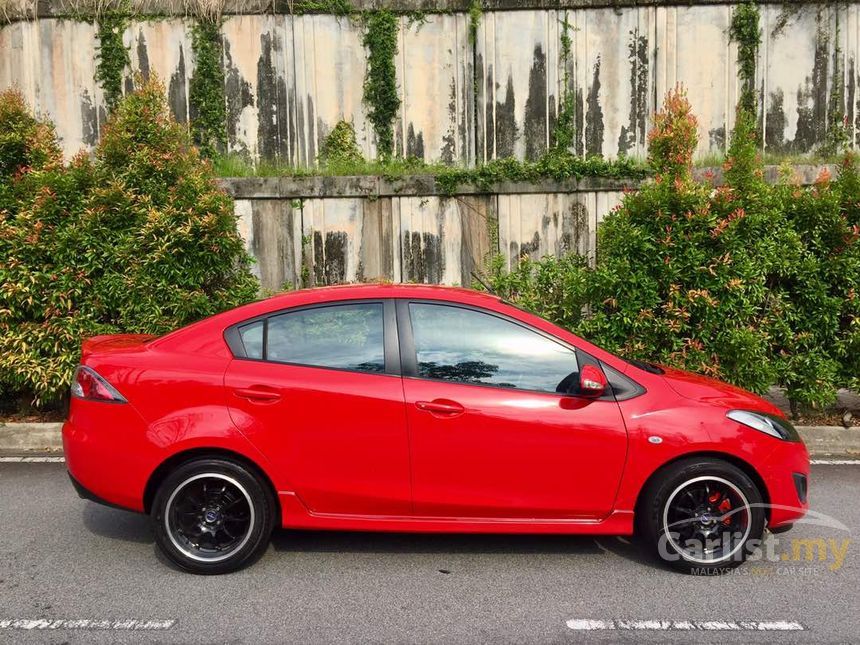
(471, 271, 496, 295)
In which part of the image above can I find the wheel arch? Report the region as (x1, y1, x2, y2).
(143, 447, 281, 517)
(633, 451, 771, 525)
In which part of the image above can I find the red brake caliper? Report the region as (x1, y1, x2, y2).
(709, 491, 732, 525)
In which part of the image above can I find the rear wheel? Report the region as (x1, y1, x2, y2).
(637, 457, 766, 574)
(152, 458, 275, 574)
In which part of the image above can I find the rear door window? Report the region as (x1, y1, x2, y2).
(265, 303, 385, 373)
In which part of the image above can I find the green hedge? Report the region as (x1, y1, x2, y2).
(490, 89, 860, 409)
(0, 78, 259, 405)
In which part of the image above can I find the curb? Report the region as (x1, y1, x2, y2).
(0, 422, 63, 453)
(1, 422, 858, 458)
(796, 425, 860, 458)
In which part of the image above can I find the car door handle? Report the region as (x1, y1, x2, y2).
(233, 387, 281, 403)
(415, 399, 465, 417)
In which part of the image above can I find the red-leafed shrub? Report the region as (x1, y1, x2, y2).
(0, 77, 258, 405)
(491, 89, 860, 409)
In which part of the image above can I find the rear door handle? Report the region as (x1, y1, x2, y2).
(233, 387, 281, 403)
(416, 399, 465, 417)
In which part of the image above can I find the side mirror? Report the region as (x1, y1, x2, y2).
(579, 364, 608, 397)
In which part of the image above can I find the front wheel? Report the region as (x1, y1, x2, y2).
(637, 458, 766, 574)
(152, 458, 275, 574)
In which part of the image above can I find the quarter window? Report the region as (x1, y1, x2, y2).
(238, 321, 264, 359)
(264, 303, 385, 373)
(408, 303, 578, 393)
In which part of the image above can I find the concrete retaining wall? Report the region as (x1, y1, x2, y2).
(1, 2, 857, 163)
(223, 164, 830, 292)
(226, 176, 625, 290)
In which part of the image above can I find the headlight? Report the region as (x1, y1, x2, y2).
(726, 410, 800, 441)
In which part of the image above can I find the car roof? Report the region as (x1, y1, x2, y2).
(150, 284, 503, 352)
(260, 283, 502, 309)
(151, 282, 631, 374)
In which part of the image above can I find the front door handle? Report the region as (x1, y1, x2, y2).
(233, 387, 281, 403)
(416, 399, 465, 417)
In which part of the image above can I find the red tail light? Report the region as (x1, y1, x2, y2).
(71, 366, 127, 403)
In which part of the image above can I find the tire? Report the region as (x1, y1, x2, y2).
(151, 458, 275, 575)
(636, 457, 766, 575)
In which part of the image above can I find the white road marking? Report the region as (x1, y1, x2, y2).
(567, 619, 804, 632)
(811, 459, 860, 465)
(0, 619, 174, 630)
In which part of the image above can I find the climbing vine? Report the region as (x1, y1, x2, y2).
(362, 10, 401, 158)
(468, 0, 481, 45)
(189, 19, 227, 158)
(95, 4, 131, 112)
(552, 12, 576, 153)
(729, 1, 761, 120)
(822, 11, 849, 156)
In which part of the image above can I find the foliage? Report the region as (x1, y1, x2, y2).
(292, 0, 353, 16)
(647, 86, 697, 181)
(553, 13, 576, 153)
(435, 153, 647, 196)
(769, 161, 860, 405)
(0, 0, 36, 24)
(0, 78, 258, 405)
(318, 121, 364, 165)
(213, 148, 646, 188)
(468, 0, 481, 45)
(213, 151, 442, 178)
(489, 89, 860, 408)
(189, 19, 227, 158)
(821, 14, 849, 158)
(362, 10, 400, 158)
(0, 89, 64, 215)
(729, 1, 761, 120)
(95, 5, 131, 112)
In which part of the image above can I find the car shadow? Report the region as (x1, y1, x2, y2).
(80, 502, 663, 571)
(271, 529, 664, 570)
(82, 502, 153, 544)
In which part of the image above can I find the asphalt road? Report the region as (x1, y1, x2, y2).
(0, 462, 858, 644)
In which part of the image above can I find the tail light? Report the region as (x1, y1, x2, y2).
(71, 366, 127, 403)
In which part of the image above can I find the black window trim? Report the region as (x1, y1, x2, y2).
(395, 298, 643, 401)
(224, 299, 400, 377)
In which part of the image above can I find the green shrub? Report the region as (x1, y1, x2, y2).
(769, 161, 860, 406)
(490, 88, 860, 408)
(0, 89, 64, 215)
(0, 78, 258, 405)
(319, 120, 364, 165)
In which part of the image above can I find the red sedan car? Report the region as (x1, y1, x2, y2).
(63, 284, 809, 574)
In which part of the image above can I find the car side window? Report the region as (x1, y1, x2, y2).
(265, 303, 385, 373)
(408, 303, 578, 393)
(238, 321, 264, 359)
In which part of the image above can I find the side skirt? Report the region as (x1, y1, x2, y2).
(277, 492, 634, 535)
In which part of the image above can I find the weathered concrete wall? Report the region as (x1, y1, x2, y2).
(224, 175, 651, 291)
(232, 186, 620, 290)
(0, 3, 855, 162)
(0, 19, 106, 154)
(224, 164, 831, 290)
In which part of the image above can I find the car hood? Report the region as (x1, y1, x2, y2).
(659, 366, 783, 417)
